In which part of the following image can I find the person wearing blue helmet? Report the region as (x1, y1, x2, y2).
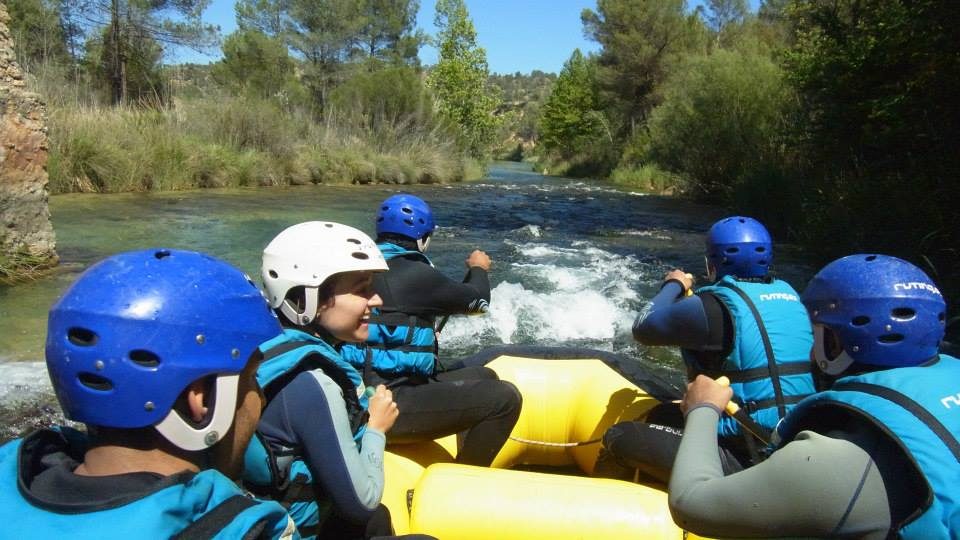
(340, 193, 522, 467)
(669, 254, 957, 538)
(599, 216, 814, 485)
(0, 249, 298, 539)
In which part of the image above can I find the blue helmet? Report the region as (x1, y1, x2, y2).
(802, 254, 945, 373)
(375, 194, 436, 240)
(46, 249, 281, 448)
(706, 216, 773, 279)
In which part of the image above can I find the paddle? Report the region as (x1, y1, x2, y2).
(715, 376, 772, 445)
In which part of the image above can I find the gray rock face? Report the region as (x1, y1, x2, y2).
(0, 3, 57, 279)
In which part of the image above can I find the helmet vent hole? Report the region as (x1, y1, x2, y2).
(865, 255, 877, 262)
(377, 217, 384, 223)
(851, 316, 871, 326)
(324, 223, 333, 228)
(268, 270, 278, 279)
(352, 252, 369, 260)
(78, 372, 113, 392)
(755, 246, 766, 252)
(347, 238, 361, 244)
(403, 218, 414, 226)
(939, 312, 946, 322)
(67, 327, 98, 347)
(401, 207, 414, 214)
(891, 308, 916, 321)
(758, 259, 768, 265)
(725, 247, 739, 254)
(878, 334, 904, 344)
(129, 349, 161, 368)
(154, 250, 171, 259)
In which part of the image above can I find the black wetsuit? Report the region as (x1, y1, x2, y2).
(365, 251, 522, 467)
(598, 282, 749, 485)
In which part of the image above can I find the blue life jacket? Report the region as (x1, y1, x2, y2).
(243, 329, 369, 538)
(0, 428, 296, 539)
(775, 355, 960, 539)
(686, 275, 814, 438)
(341, 243, 438, 378)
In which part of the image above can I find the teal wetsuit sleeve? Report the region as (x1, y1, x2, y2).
(668, 408, 893, 539)
(633, 282, 712, 350)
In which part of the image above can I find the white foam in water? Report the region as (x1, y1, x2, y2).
(440, 241, 647, 349)
(0, 362, 51, 404)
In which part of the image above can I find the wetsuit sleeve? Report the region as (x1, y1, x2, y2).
(274, 372, 386, 524)
(668, 407, 893, 538)
(633, 282, 717, 350)
(385, 258, 491, 315)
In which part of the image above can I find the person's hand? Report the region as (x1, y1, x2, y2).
(680, 375, 733, 415)
(664, 269, 694, 294)
(466, 250, 492, 271)
(367, 385, 399, 433)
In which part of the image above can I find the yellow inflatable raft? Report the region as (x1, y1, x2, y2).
(381, 346, 708, 539)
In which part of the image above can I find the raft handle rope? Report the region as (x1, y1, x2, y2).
(508, 435, 602, 447)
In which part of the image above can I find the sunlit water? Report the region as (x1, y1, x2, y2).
(0, 162, 815, 437)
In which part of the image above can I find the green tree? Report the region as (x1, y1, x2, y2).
(538, 49, 607, 159)
(783, 0, 960, 298)
(581, 0, 706, 134)
(645, 48, 793, 203)
(426, 0, 501, 158)
(212, 29, 301, 101)
(329, 65, 432, 126)
(353, 0, 423, 66)
(72, 0, 218, 104)
(82, 23, 167, 104)
(4, 0, 71, 69)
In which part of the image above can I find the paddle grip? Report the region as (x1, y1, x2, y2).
(714, 376, 740, 415)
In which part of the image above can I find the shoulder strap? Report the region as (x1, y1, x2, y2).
(172, 495, 257, 540)
(834, 381, 960, 461)
(717, 281, 787, 418)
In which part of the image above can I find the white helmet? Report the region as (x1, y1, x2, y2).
(262, 222, 388, 326)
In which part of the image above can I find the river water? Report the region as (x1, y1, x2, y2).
(0, 162, 815, 436)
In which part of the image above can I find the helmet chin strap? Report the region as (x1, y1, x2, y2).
(704, 256, 717, 282)
(154, 374, 239, 452)
(813, 325, 856, 375)
(417, 235, 431, 253)
(280, 286, 320, 326)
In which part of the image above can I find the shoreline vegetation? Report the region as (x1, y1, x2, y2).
(46, 95, 484, 194)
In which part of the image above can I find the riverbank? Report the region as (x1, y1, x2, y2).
(46, 97, 483, 194)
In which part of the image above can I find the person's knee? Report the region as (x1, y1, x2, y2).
(487, 380, 522, 418)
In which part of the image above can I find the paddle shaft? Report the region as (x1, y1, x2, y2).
(715, 376, 772, 445)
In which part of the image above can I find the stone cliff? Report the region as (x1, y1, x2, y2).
(0, 2, 57, 282)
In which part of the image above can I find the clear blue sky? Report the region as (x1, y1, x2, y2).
(175, 0, 758, 74)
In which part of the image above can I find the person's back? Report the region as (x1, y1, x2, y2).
(600, 216, 814, 483)
(0, 249, 297, 539)
(340, 194, 522, 467)
(669, 254, 957, 538)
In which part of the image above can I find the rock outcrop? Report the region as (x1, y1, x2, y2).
(0, 2, 57, 281)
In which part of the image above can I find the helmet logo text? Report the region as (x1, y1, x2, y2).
(894, 282, 941, 295)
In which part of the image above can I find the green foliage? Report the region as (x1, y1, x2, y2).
(609, 164, 685, 193)
(45, 94, 468, 192)
(645, 48, 793, 202)
(329, 65, 433, 126)
(4, 0, 71, 69)
(426, 0, 502, 158)
(782, 0, 960, 304)
(538, 49, 608, 160)
(82, 25, 167, 105)
(582, 0, 708, 131)
(212, 29, 303, 101)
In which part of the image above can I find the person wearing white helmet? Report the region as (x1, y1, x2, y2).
(245, 222, 402, 540)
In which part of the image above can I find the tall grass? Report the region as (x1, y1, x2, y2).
(42, 89, 473, 193)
